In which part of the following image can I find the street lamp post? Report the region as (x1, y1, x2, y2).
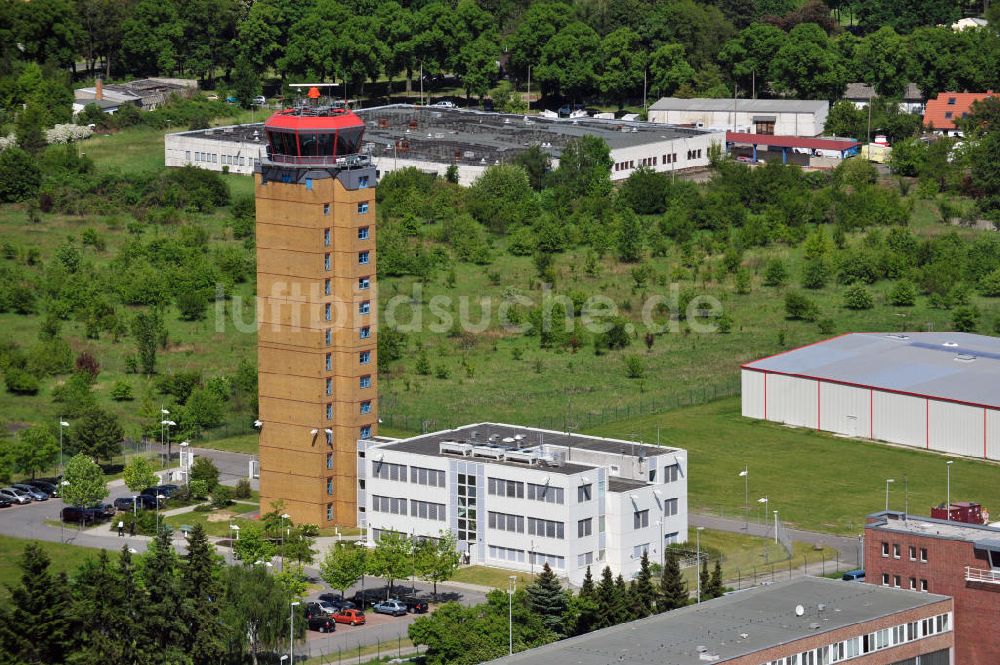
(507, 576, 516, 655)
(739, 467, 749, 531)
(757, 496, 768, 529)
(280, 513, 290, 572)
(773, 510, 779, 544)
(946, 461, 954, 521)
(58, 419, 70, 479)
(695, 526, 704, 603)
(885, 478, 895, 512)
(289, 600, 300, 663)
(179, 441, 190, 486)
(155, 494, 166, 533)
(160, 420, 176, 470)
(159, 408, 170, 467)
(60, 480, 70, 543)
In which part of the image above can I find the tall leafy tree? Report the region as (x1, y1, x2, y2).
(131, 309, 163, 375)
(458, 35, 500, 101)
(771, 22, 847, 99)
(182, 524, 227, 664)
(367, 531, 414, 599)
(118, 0, 183, 76)
(718, 22, 788, 96)
(852, 26, 909, 97)
(525, 563, 568, 636)
(61, 453, 109, 507)
(549, 136, 613, 201)
(598, 28, 646, 108)
(648, 44, 696, 98)
(631, 550, 658, 618)
(142, 529, 189, 661)
(535, 21, 601, 99)
(414, 531, 461, 599)
(506, 1, 574, 82)
(177, 0, 239, 81)
(658, 550, 689, 611)
(6, 543, 71, 663)
(12, 0, 82, 68)
(320, 542, 368, 600)
(70, 407, 123, 462)
(220, 565, 297, 665)
(10, 426, 58, 479)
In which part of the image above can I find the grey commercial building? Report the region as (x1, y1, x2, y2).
(648, 97, 829, 137)
(487, 577, 953, 665)
(164, 104, 724, 184)
(742, 333, 1000, 461)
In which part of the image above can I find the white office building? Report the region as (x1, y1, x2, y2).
(359, 424, 688, 585)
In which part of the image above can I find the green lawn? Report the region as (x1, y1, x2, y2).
(163, 508, 255, 538)
(0, 535, 97, 602)
(589, 398, 1000, 536)
(198, 433, 260, 455)
(451, 566, 537, 589)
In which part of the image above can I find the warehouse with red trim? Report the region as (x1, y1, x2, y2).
(741, 333, 1000, 461)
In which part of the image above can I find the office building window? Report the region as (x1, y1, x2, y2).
(527, 517, 565, 539)
(920, 548, 928, 562)
(371, 495, 407, 515)
(325, 303, 332, 321)
(358, 226, 369, 240)
(358, 277, 370, 290)
(488, 511, 525, 533)
(633, 509, 649, 529)
(411, 500, 445, 521)
(920, 579, 928, 592)
(324, 278, 331, 296)
(882, 573, 890, 586)
(411, 466, 445, 487)
(578, 484, 592, 502)
(633, 543, 650, 559)
(577, 551, 594, 567)
(358, 175, 369, 188)
(457, 473, 477, 543)
(893, 544, 901, 559)
(325, 328, 332, 346)
(359, 301, 370, 315)
(324, 228, 331, 246)
(326, 503, 333, 521)
(578, 518, 592, 538)
(305, 178, 313, 190)
(599, 515, 605, 533)
(490, 545, 525, 563)
(909, 546, 916, 561)
(893, 575, 901, 587)
(358, 251, 370, 265)
(357, 202, 369, 214)
(326, 403, 333, 420)
(663, 498, 678, 516)
(324, 253, 331, 270)
(371, 461, 406, 481)
(360, 425, 372, 439)
(185, 150, 190, 160)
(326, 453, 333, 470)
(325, 430, 333, 446)
(488, 477, 524, 498)
(325, 353, 332, 371)
(327, 477, 333, 496)
(360, 326, 371, 339)
(665, 531, 679, 545)
(360, 400, 372, 415)
(909, 577, 916, 590)
(527, 483, 564, 504)
(323, 204, 330, 216)
(529, 551, 565, 569)
(359, 350, 371, 365)
(360, 374, 372, 389)
(325, 378, 333, 396)
(882, 542, 889, 557)
(662, 464, 680, 483)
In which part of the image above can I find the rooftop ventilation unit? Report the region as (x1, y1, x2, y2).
(955, 354, 977, 362)
(505, 449, 540, 465)
(439, 441, 472, 456)
(472, 444, 504, 460)
(943, 341, 959, 347)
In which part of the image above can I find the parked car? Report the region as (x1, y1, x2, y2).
(113, 495, 161, 512)
(558, 103, 586, 117)
(316, 600, 338, 616)
(372, 600, 407, 617)
(319, 593, 357, 610)
(402, 597, 429, 614)
(11, 484, 49, 501)
(252, 95, 266, 106)
(0, 487, 33, 504)
(27, 480, 59, 497)
(0, 495, 12, 508)
(430, 100, 456, 108)
(332, 608, 366, 626)
(306, 613, 336, 633)
(225, 96, 238, 104)
(140, 484, 180, 499)
(61, 505, 101, 523)
(304, 602, 327, 619)
(842, 569, 866, 582)
(88, 502, 116, 520)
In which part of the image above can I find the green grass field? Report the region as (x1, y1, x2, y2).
(589, 398, 1000, 536)
(0, 535, 97, 602)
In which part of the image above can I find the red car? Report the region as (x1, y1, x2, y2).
(332, 608, 366, 626)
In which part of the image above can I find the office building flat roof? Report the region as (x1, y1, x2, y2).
(486, 577, 950, 665)
(650, 97, 828, 114)
(377, 423, 679, 476)
(742, 332, 1000, 409)
(868, 511, 1000, 546)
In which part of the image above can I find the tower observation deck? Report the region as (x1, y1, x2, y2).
(255, 94, 378, 527)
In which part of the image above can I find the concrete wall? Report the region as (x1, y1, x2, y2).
(742, 369, 1000, 461)
(165, 130, 261, 174)
(608, 131, 723, 181)
(648, 108, 826, 136)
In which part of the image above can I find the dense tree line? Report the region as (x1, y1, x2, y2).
(409, 551, 725, 664)
(0, 532, 302, 665)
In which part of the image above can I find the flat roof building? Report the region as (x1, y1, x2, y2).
(865, 511, 1000, 663)
(76, 77, 197, 110)
(742, 333, 1000, 461)
(486, 576, 953, 665)
(165, 104, 724, 184)
(361, 423, 687, 585)
(648, 97, 830, 137)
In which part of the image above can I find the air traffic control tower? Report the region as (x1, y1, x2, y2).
(255, 90, 377, 526)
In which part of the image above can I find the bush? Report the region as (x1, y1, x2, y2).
(784, 291, 818, 321)
(762, 259, 787, 287)
(190, 457, 220, 490)
(952, 306, 979, 332)
(211, 485, 233, 509)
(888, 280, 917, 307)
(188, 479, 209, 500)
(234, 478, 252, 499)
(818, 318, 836, 335)
(110, 381, 134, 401)
(843, 285, 875, 310)
(624, 354, 645, 379)
(0, 147, 42, 202)
(4, 367, 39, 394)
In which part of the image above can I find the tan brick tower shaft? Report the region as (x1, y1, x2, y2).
(254, 106, 377, 527)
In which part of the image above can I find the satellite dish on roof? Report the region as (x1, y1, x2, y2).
(795, 605, 805, 617)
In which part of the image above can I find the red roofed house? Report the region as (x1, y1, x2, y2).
(923, 92, 994, 136)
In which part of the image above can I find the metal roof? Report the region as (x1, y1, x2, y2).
(486, 577, 950, 665)
(726, 131, 860, 151)
(742, 332, 1000, 409)
(868, 511, 1000, 545)
(650, 97, 828, 114)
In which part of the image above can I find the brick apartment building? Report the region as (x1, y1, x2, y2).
(489, 577, 953, 665)
(865, 510, 1000, 664)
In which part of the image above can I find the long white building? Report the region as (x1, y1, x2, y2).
(742, 333, 1000, 461)
(359, 424, 688, 585)
(649, 97, 829, 137)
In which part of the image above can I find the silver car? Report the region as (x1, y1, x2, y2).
(12, 484, 48, 501)
(0, 487, 33, 504)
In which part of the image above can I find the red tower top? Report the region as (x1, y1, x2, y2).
(264, 106, 365, 165)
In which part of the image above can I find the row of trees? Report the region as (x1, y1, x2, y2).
(409, 551, 725, 664)
(0, 533, 302, 665)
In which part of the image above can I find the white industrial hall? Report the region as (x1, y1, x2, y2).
(741, 332, 1000, 461)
